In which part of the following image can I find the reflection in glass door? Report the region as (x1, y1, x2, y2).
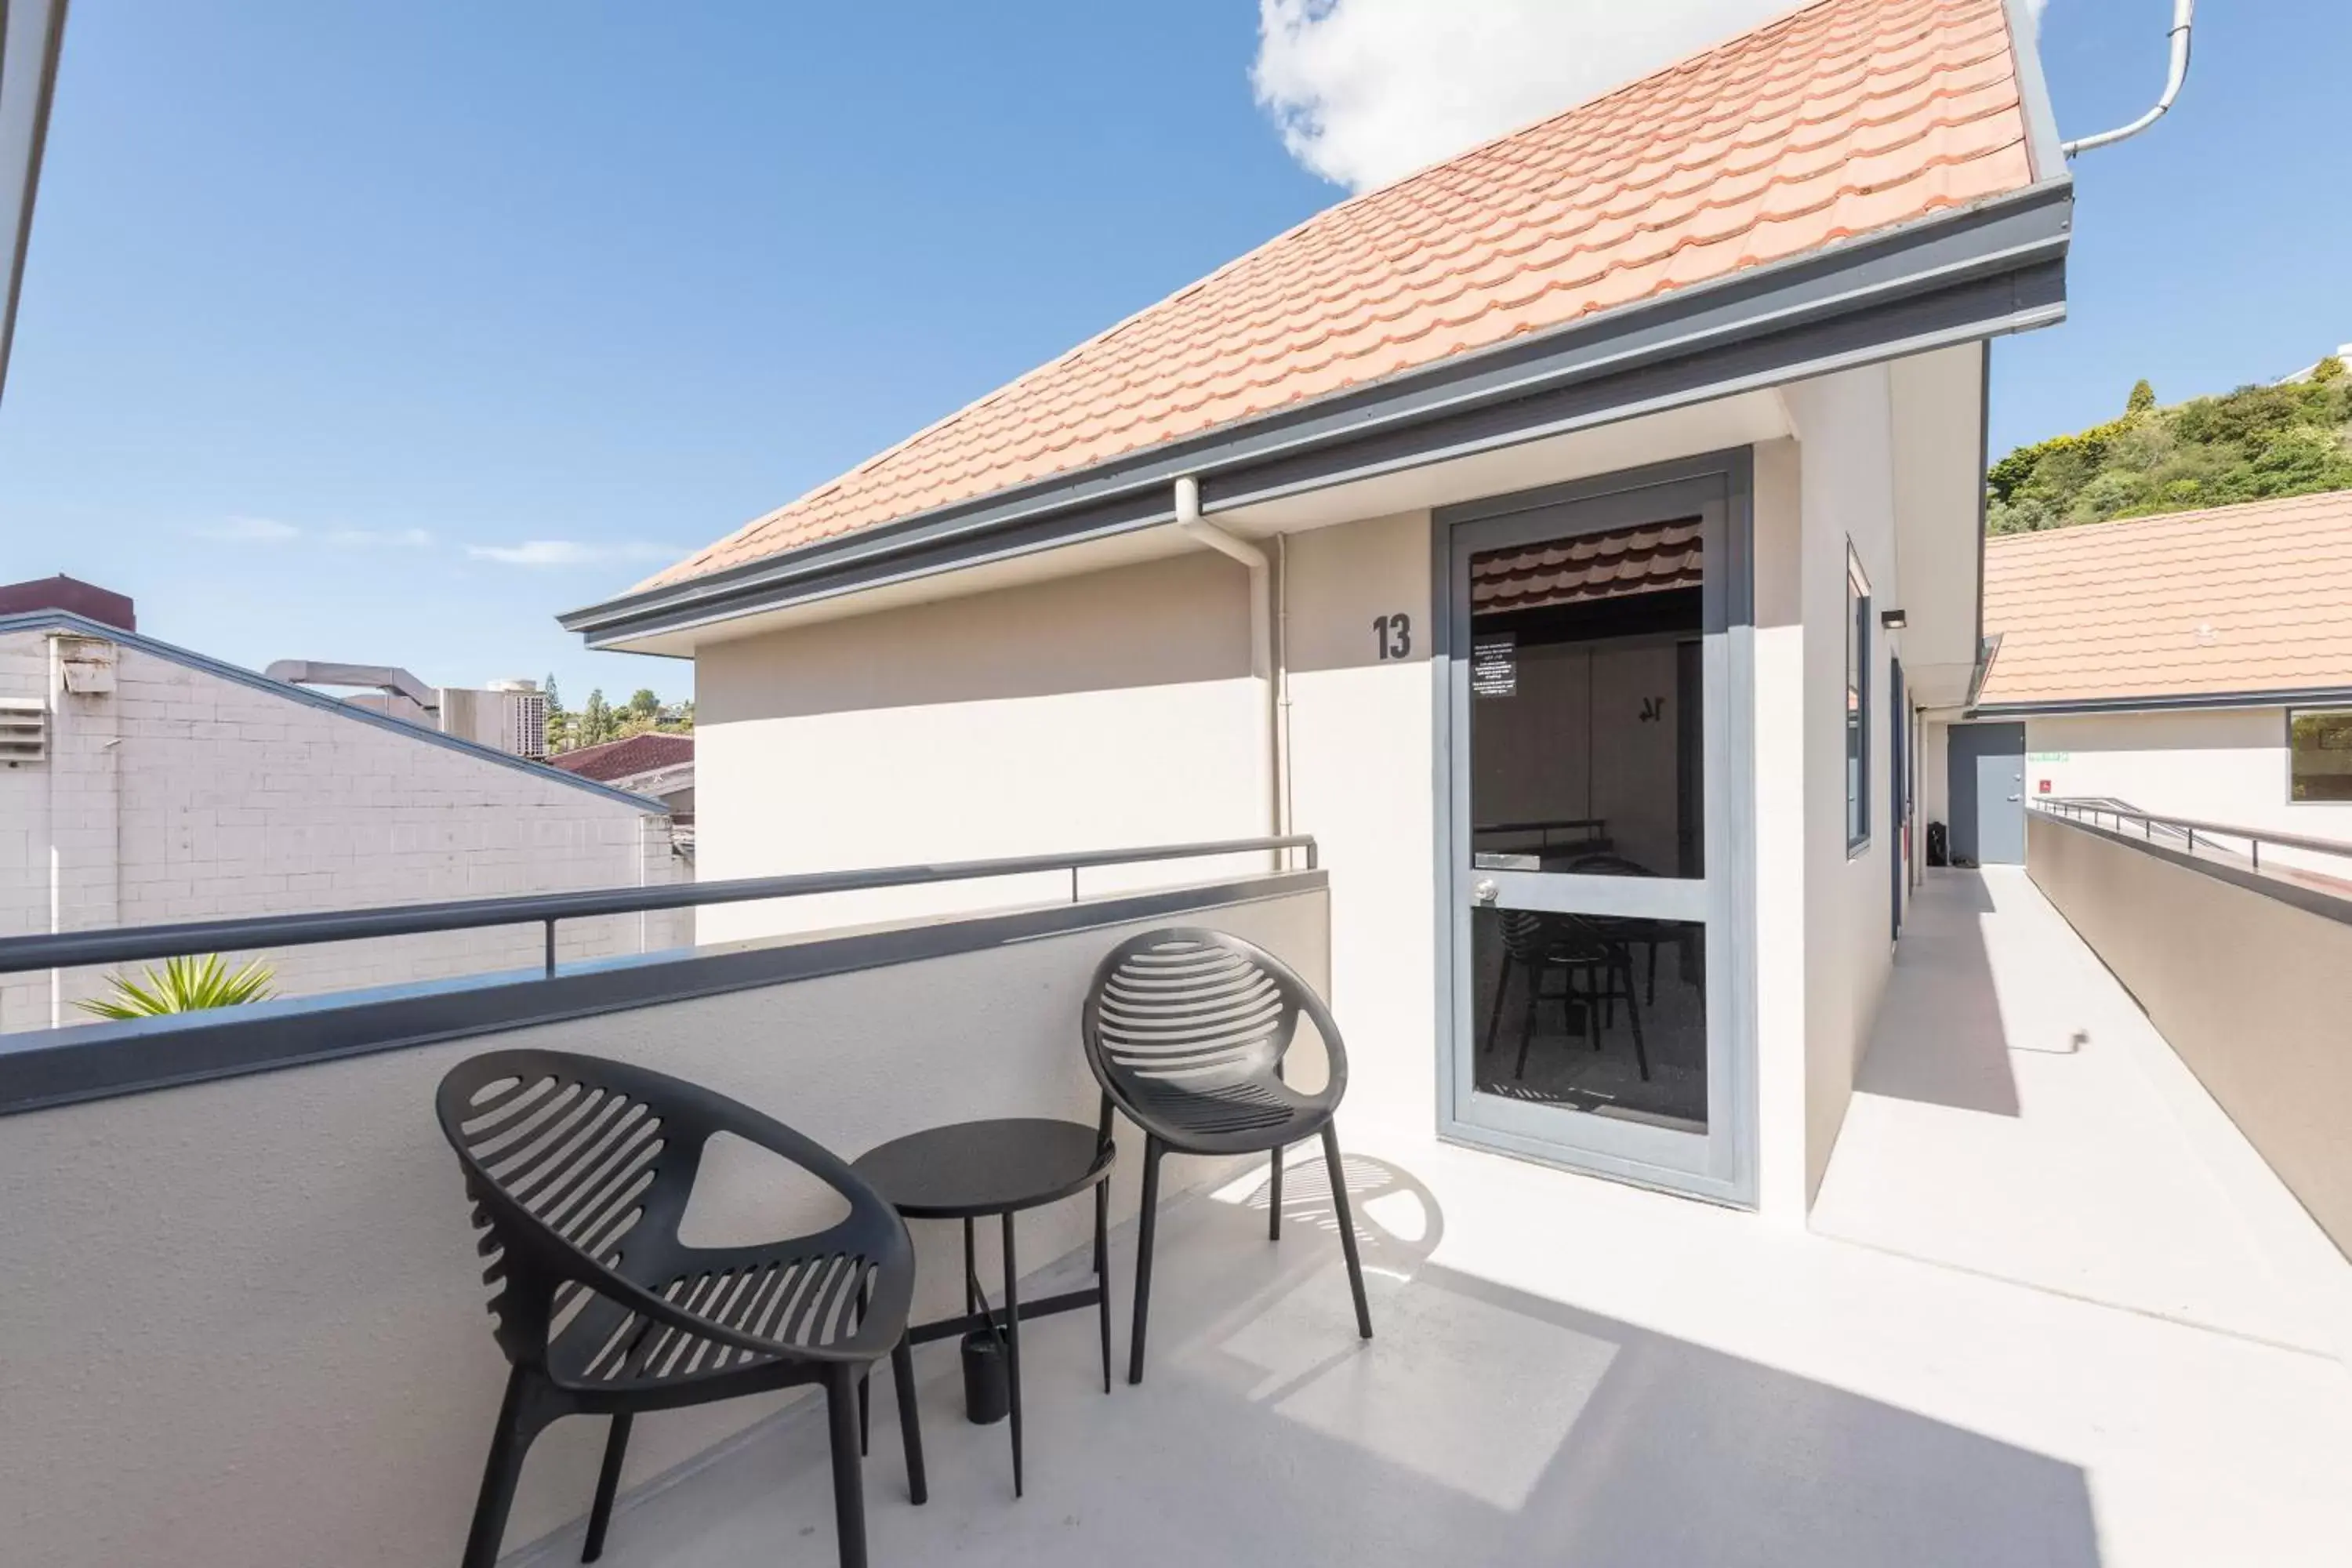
(1443, 465, 1752, 1203)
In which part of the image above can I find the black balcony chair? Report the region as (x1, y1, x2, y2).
(1485, 909, 1650, 1083)
(435, 1049, 925, 1568)
(1081, 928, 1373, 1385)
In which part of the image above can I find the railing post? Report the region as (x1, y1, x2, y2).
(1070, 866, 1080, 905)
(2252, 840, 2261, 873)
(544, 919, 557, 978)
(1307, 840, 1319, 871)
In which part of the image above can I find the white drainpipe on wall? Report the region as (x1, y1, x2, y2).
(1174, 475, 1290, 862)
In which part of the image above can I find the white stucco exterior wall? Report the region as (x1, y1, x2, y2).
(0, 628, 685, 1029)
(693, 550, 1268, 940)
(1776, 363, 1907, 1210)
(2020, 708, 2352, 871)
(1282, 510, 1439, 1138)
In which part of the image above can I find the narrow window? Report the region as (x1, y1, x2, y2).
(2289, 708, 2352, 801)
(1846, 548, 1871, 851)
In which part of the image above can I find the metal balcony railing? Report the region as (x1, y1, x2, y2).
(2033, 797, 2351, 877)
(0, 834, 1319, 982)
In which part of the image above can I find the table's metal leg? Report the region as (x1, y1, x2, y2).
(1093, 1176, 1112, 1395)
(963, 1218, 977, 1316)
(1001, 1210, 1024, 1498)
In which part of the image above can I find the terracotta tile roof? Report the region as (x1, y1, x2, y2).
(549, 731, 694, 783)
(1472, 521, 1704, 614)
(647, 0, 2036, 593)
(1979, 492, 2352, 707)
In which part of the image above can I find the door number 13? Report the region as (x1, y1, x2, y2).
(1371, 612, 1411, 661)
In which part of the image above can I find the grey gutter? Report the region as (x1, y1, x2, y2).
(0, 866, 1328, 1117)
(0, 609, 668, 812)
(0, 0, 69, 408)
(1973, 683, 2352, 719)
(564, 176, 2074, 652)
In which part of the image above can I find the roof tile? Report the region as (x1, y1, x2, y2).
(647, 0, 2036, 591)
(1979, 492, 2352, 706)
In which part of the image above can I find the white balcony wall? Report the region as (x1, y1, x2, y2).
(0, 882, 1329, 1568)
(0, 629, 688, 1030)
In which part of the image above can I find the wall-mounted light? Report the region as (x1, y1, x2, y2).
(1880, 608, 1908, 630)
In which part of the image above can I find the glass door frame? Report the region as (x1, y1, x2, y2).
(1429, 450, 1759, 1207)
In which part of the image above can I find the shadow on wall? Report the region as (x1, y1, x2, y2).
(696, 551, 1254, 724)
(1850, 869, 2023, 1117)
(550, 1151, 2100, 1568)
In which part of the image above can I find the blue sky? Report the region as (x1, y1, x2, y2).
(2, 2, 2343, 706)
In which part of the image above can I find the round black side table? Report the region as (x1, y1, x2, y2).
(849, 1117, 1116, 1498)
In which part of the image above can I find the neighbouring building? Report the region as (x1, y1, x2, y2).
(0, 604, 689, 1029)
(550, 730, 695, 834)
(561, 0, 2072, 1216)
(267, 659, 553, 760)
(1926, 492, 2352, 869)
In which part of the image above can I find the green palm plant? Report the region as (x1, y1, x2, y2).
(73, 953, 276, 1020)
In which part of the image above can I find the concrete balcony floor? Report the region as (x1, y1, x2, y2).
(515, 872, 2352, 1568)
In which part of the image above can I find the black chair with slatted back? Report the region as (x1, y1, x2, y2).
(436, 1049, 925, 1568)
(1080, 928, 1373, 1385)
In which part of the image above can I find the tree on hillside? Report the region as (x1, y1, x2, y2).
(2126, 378, 2156, 415)
(580, 688, 615, 748)
(542, 673, 572, 753)
(2316, 355, 2347, 384)
(1987, 372, 2352, 535)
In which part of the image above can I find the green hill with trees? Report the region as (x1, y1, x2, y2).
(1986, 356, 2352, 535)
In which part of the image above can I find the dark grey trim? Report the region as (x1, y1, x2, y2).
(1974, 684, 2352, 719)
(0, 610, 667, 811)
(564, 183, 2072, 651)
(0, 0, 69, 408)
(1430, 448, 1759, 1208)
(0, 833, 1317, 975)
(2002, 0, 2069, 180)
(2031, 811, 2351, 928)
(1974, 339, 1992, 678)
(0, 869, 1327, 1117)
(1964, 630, 2003, 710)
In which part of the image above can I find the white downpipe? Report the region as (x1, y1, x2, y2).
(1174, 476, 1289, 863)
(2060, 0, 2194, 158)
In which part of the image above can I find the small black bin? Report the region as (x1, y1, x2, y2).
(961, 1330, 1009, 1425)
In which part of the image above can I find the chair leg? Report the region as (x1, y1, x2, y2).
(1483, 952, 1513, 1055)
(463, 1367, 553, 1568)
(1646, 940, 1659, 1004)
(1513, 976, 1541, 1078)
(823, 1363, 869, 1568)
(1128, 1137, 1163, 1386)
(1269, 1144, 1284, 1240)
(856, 1276, 872, 1457)
(582, 1412, 632, 1563)
(1320, 1123, 1374, 1341)
(1094, 1175, 1113, 1396)
(890, 1337, 927, 1507)
(1621, 958, 1650, 1081)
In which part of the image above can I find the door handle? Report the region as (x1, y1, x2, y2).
(2006, 794, 2020, 801)
(1472, 879, 1499, 906)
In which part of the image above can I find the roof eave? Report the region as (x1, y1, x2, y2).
(568, 173, 2074, 655)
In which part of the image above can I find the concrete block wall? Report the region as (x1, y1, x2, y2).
(0, 629, 688, 1031)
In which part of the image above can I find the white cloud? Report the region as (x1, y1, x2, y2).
(1254, 0, 1847, 192)
(197, 515, 303, 543)
(464, 539, 677, 568)
(325, 526, 434, 549)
